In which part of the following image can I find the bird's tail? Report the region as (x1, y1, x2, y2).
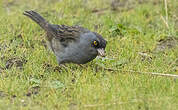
(23, 10, 56, 36)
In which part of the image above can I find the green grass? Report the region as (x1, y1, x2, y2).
(0, 0, 178, 109)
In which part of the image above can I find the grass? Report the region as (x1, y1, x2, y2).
(0, 0, 178, 109)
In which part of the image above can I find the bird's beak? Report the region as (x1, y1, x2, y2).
(97, 48, 106, 57)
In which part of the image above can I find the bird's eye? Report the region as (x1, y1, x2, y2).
(93, 40, 98, 46)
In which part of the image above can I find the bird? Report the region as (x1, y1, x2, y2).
(23, 10, 107, 64)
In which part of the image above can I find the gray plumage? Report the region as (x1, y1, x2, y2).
(23, 10, 107, 64)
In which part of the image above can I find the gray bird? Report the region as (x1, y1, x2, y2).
(23, 10, 107, 64)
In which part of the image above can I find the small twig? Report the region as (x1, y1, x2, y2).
(84, 100, 138, 108)
(164, 0, 168, 23)
(102, 67, 178, 79)
(160, 15, 169, 29)
(160, 0, 169, 29)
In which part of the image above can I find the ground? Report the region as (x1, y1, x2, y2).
(0, 0, 178, 110)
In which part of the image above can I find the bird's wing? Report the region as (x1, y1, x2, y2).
(50, 25, 90, 40)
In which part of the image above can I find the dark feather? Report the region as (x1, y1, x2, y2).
(23, 10, 89, 41)
(53, 25, 90, 40)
